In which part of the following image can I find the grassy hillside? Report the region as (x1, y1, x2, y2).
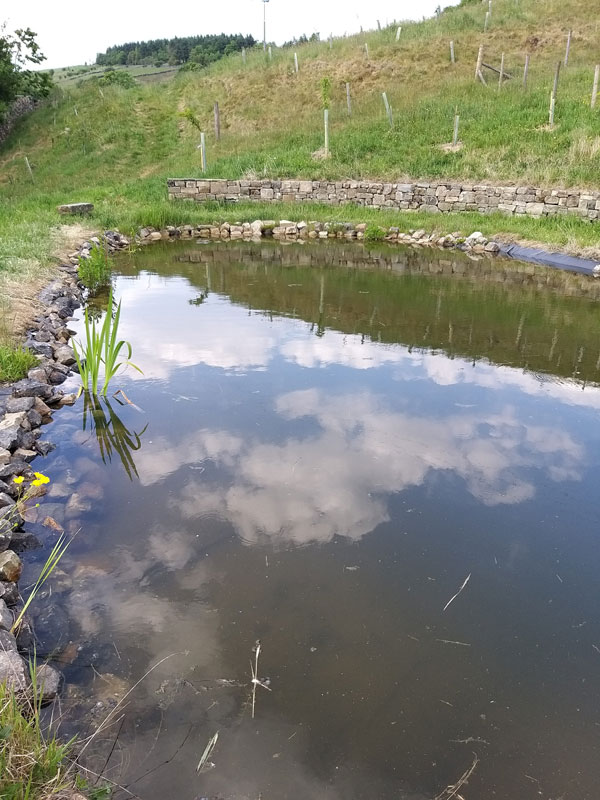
(1, 0, 600, 368)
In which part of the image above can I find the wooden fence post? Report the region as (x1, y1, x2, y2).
(294, 52, 299, 73)
(396, 26, 402, 41)
(242, 48, 246, 65)
(523, 54, 530, 89)
(498, 53, 505, 89)
(346, 82, 352, 116)
(450, 41, 455, 63)
(324, 108, 329, 157)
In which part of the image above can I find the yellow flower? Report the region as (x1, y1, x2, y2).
(33, 472, 50, 485)
(13, 476, 24, 485)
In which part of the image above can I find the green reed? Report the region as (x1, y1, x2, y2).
(72, 287, 141, 396)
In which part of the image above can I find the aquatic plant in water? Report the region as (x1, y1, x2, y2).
(77, 245, 112, 292)
(72, 287, 141, 396)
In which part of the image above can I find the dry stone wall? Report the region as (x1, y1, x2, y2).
(167, 178, 600, 222)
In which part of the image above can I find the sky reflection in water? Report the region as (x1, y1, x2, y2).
(33, 241, 600, 800)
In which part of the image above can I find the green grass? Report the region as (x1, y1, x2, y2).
(0, 678, 71, 800)
(1, 0, 600, 358)
(78, 246, 112, 291)
(0, 663, 107, 800)
(0, 346, 37, 382)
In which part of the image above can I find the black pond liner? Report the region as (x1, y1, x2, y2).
(498, 243, 600, 276)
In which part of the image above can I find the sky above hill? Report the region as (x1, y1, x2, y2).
(7, 0, 460, 69)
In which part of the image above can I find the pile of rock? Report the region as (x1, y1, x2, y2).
(136, 220, 503, 254)
(0, 268, 85, 702)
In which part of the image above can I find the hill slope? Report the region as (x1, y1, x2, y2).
(1, 0, 600, 366)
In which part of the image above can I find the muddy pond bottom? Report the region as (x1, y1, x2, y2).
(28, 240, 600, 799)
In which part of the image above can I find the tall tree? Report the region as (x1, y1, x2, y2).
(0, 25, 52, 119)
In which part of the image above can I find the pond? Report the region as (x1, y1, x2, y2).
(26, 240, 600, 799)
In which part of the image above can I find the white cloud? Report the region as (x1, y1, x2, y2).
(133, 389, 585, 546)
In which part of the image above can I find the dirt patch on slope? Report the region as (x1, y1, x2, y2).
(0, 222, 96, 344)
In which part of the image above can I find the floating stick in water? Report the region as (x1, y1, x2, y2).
(443, 573, 471, 612)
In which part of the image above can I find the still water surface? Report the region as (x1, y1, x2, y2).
(27, 241, 600, 799)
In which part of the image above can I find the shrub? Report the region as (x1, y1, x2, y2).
(78, 246, 112, 291)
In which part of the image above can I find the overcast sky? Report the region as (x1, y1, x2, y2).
(6, 0, 459, 70)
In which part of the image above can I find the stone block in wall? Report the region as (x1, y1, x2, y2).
(545, 195, 559, 205)
(498, 203, 516, 213)
(299, 181, 313, 193)
(261, 188, 274, 200)
(397, 184, 414, 193)
(526, 202, 545, 216)
(210, 180, 228, 193)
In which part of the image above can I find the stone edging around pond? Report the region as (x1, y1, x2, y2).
(0, 230, 130, 698)
(137, 218, 504, 254)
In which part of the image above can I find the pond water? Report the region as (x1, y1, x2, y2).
(26, 240, 600, 800)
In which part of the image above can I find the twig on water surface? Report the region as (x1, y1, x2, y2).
(435, 754, 479, 800)
(197, 731, 219, 773)
(443, 573, 471, 612)
(436, 639, 471, 647)
(250, 639, 272, 719)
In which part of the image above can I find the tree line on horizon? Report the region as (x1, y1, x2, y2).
(95, 33, 257, 68)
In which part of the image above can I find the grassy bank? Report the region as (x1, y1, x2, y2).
(1, 0, 600, 375)
(0, 676, 102, 800)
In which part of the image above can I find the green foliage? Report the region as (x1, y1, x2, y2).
(0, 657, 107, 800)
(78, 245, 112, 291)
(180, 106, 202, 132)
(364, 224, 386, 241)
(96, 33, 255, 68)
(72, 287, 142, 396)
(11, 532, 71, 635)
(97, 68, 136, 88)
(0, 26, 52, 119)
(0, 345, 37, 382)
(0, 679, 69, 800)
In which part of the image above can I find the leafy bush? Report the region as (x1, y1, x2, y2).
(98, 69, 136, 88)
(364, 224, 386, 241)
(78, 246, 112, 291)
